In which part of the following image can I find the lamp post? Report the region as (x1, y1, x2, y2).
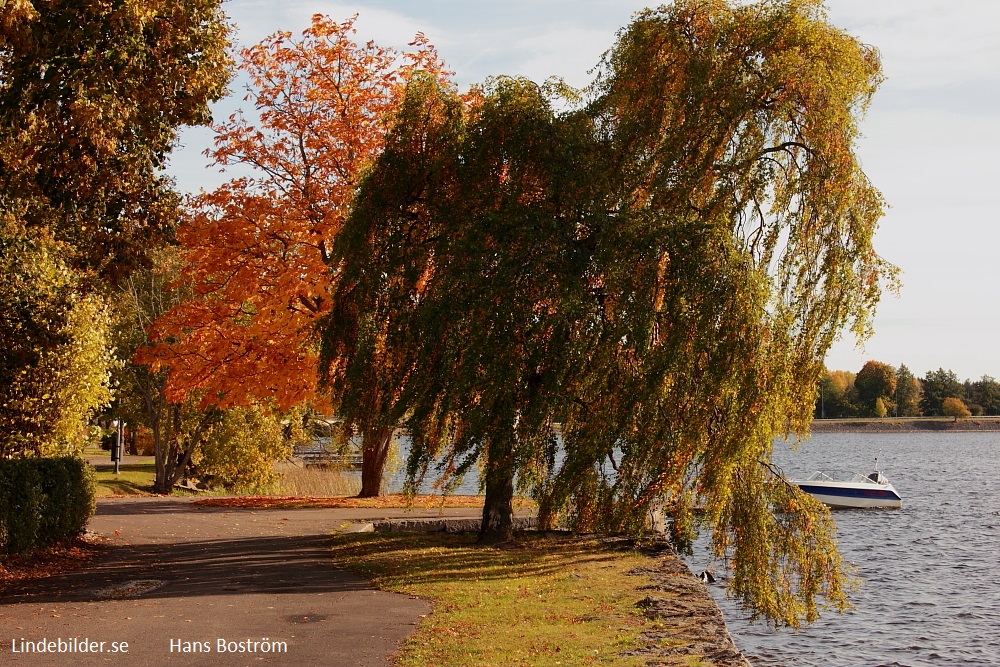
(110, 420, 122, 475)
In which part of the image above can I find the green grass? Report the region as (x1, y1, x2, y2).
(92, 460, 362, 498)
(93, 461, 156, 496)
(331, 532, 694, 667)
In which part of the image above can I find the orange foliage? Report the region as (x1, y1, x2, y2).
(140, 15, 452, 409)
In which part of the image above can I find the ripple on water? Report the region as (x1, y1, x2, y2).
(700, 432, 1000, 667)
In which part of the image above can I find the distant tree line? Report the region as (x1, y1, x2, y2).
(815, 362, 1000, 419)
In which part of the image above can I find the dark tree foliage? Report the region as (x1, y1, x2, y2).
(0, 0, 231, 284)
(920, 368, 964, 416)
(854, 361, 896, 417)
(964, 376, 1000, 416)
(895, 364, 922, 417)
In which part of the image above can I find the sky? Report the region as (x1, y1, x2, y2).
(167, 0, 1000, 382)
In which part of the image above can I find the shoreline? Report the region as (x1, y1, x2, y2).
(633, 549, 752, 666)
(811, 417, 1000, 433)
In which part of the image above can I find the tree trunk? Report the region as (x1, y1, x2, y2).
(149, 400, 216, 495)
(152, 403, 181, 494)
(146, 377, 170, 495)
(479, 438, 515, 543)
(536, 492, 559, 531)
(357, 426, 394, 498)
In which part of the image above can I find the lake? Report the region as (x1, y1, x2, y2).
(691, 431, 1000, 667)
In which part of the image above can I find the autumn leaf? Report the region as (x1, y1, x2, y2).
(140, 15, 453, 411)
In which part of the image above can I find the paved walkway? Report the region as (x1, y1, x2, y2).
(0, 497, 485, 666)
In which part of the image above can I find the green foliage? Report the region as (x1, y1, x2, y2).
(895, 364, 922, 417)
(718, 466, 851, 625)
(0, 457, 96, 554)
(325, 0, 893, 626)
(815, 369, 858, 418)
(0, 0, 231, 282)
(0, 219, 115, 457)
(854, 361, 896, 417)
(964, 376, 1000, 416)
(873, 397, 887, 418)
(1, 0, 230, 459)
(193, 405, 291, 492)
(920, 368, 964, 416)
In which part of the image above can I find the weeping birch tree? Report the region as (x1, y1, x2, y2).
(322, 0, 896, 626)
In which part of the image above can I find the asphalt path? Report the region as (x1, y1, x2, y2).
(0, 497, 485, 666)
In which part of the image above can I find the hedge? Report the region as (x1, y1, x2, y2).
(0, 457, 96, 555)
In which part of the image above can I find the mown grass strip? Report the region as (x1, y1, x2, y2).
(92, 462, 156, 496)
(331, 532, 688, 667)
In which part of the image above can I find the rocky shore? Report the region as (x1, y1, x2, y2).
(811, 417, 1000, 433)
(626, 547, 752, 667)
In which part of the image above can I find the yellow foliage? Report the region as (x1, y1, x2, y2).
(193, 405, 291, 492)
(0, 220, 115, 456)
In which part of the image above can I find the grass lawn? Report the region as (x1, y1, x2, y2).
(93, 461, 156, 496)
(90, 458, 363, 498)
(331, 532, 706, 667)
(91, 461, 492, 508)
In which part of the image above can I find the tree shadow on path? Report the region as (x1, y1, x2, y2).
(1, 533, 362, 604)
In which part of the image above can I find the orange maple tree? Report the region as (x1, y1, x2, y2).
(141, 15, 452, 413)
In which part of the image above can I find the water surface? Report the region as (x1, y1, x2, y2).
(697, 432, 1000, 667)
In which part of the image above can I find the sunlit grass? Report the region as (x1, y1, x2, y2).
(195, 494, 488, 509)
(93, 462, 155, 496)
(90, 460, 361, 498)
(331, 532, 691, 667)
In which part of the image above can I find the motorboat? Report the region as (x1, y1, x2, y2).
(791, 458, 902, 509)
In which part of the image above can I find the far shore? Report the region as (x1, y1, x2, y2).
(811, 417, 1000, 433)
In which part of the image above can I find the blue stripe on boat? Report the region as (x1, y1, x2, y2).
(797, 484, 900, 500)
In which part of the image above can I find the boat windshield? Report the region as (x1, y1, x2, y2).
(805, 470, 887, 484)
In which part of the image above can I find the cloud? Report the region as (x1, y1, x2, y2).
(826, 0, 1000, 92)
(226, 0, 437, 50)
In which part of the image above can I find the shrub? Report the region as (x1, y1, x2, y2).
(193, 405, 290, 492)
(0, 457, 95, 554)
(942, 397, 972, 421)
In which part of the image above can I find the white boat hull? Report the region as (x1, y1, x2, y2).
(795, 479, 902, 509)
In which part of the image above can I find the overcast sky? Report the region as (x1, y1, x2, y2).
(167, 0, 1000, 381)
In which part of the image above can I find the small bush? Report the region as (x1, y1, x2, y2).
(0, 457, 95, 554)
(134, 425, 156, 455)
(193, 405, 290, 493)
(942, 397, 972, 420)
